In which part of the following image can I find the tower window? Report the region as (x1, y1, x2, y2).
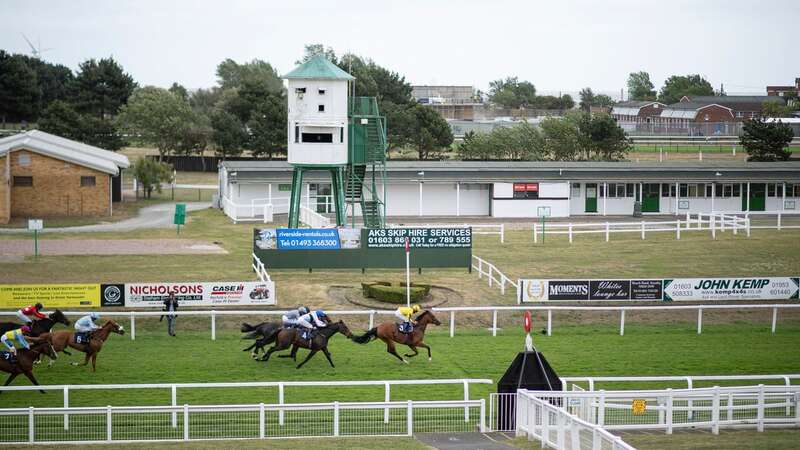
(318, 104, 325, 112)
(302, 133, 333, 143)
(294, 125, 299, 143)
(318, 89, 326, 95)
(295, 87, 306, 94)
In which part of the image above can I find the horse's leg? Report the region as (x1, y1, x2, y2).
(416, 342, 433, 361)
(23, 371, 45, 394)
(91, 352, 98, 372)
(296, 349, 319, 369)
(403, 346, 419, 358)
(260, 341, 289, 363)
(3, 372, 18, 388)
(278, 345, 300, 360)
(383, 339, 407, 364)
(321, 347, 335, 368)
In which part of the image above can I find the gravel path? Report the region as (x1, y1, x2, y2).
(0, 202, 211, 234)
(0, 239, 227, 256)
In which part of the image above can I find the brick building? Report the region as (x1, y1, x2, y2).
(767, 78, 800, 98)
(0, 131, 129, 224)
(611, 101, 667, 123)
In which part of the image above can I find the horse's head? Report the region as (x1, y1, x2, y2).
(105, 321, 125, 335)
(336, 320, 353, 338)
(418, 310, 441, 326)
(50, 310, 70, 326)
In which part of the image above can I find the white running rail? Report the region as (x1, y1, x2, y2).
(560, 374, 800, 393)
(533, 212, 750, 243)
(390, 223, 504, 243)
(516, 390, 636, 450)
(0, 399, 486, 444)
(740, 211, 800, 230)
(472, 255, 517, 298)
(251, 253, 271, 283)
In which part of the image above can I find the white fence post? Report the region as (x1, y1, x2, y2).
(711, 214, 716, 239)
(568, 223, 573, 243)
(641, 221, 645, 240)
(171, 385, 177, 428)
(598, 391, 605, 427)
(407, 400, 413, 436)
(676, 220, 681, 240)
(106, 405, 112, 442)
(547, 310, 552, 336)
(211, 311, 216, 341)
(384, 382, 391, 424)
(757, 384, 765, 432)
(259, 403, 265, 438)
(130, 313, 135, 341)
(480, 399, 486, 433)
(605, 222, 610, 242)
(666, 389, 673, 434)
(746, 217, 751, 237)
(450, 311, 455, 338)
(183, 404, 189, 441)
(28, 407, 34, 443)
(500, 224, 505, 244)
(463, 380, 470, 422)
(712, 386, 720, 435)
(278, 382, 285, 426)
(478, 258, 483, 279)
(369, 311, 375, 330)
(727, 392, 734, 422)
(63, 387, 69, 430)
(697, 308, 703, 334)
(492, 310, 498, 337)
(333, 401, 340, 437)
(619, 310, 625, 336)
(772, 307, 778, 334)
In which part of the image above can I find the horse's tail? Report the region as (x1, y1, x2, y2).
(240, 322, 257, 333)
(352, 327, 378, 344)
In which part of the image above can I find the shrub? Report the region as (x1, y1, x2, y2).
(361, 282, 430, 304)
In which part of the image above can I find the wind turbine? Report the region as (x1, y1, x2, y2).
(22, 33, 53, 59)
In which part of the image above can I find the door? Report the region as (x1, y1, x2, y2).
(642, 184, 660, 213)
(585, 183, 598, 213)
(749, 183, 766, 211)
(312, 184, 332, 213)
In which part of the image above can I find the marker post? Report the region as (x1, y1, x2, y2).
(405, 237, 411, 307)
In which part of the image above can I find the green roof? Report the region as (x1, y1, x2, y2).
(283, 55, 354, 80)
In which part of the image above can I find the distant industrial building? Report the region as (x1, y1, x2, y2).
(767, 78, 800, 98)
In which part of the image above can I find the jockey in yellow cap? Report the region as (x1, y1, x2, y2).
(395, 304, 421, 333)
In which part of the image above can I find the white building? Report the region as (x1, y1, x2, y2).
(219, 161, 800, 220)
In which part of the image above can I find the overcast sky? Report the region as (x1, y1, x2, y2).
(3, 0, 798, 98)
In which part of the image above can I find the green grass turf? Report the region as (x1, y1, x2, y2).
(2, 323, 799, 409)
(4, 437, 430, 450)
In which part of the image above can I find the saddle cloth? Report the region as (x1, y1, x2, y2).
(0, 351, 16, 364)
(397, 323, 414, 334)
(74, 332, 91, 345)
(300, 329, 316, 341)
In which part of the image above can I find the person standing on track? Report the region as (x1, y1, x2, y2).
(15, 303, 46, 325)
(162, 293, 179, 337)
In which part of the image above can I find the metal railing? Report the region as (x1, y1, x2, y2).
(519, 384, 800, 435)
(389, 223, 504, 243)
(299, 205, 332, 228)
(221, 196, 273, 224)
(515, 390, 635, 450)
(472, 255, 517, 298)
(0, 399, 485, 444)
(251, 253, 271, 283)
(533, 212, 749, 243)
(561, 374, 800, 393)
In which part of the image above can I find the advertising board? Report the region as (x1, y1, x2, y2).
(663, 277, 799, 301)
(0, 284, 100, 308)
(124, 282, 276, 307)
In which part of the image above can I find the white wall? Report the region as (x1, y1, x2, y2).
(458, 183, 490, 215)
(494, 182, 513, 198)
(492, 199, 570, 217)
(286, 78, 349, 165)
(539, 182, 569, 198)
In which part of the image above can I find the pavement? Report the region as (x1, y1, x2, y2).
(415, 432, 518, 450)
(0, 202, 211, 234)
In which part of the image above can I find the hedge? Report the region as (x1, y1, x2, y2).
(361, 282, 431, 304)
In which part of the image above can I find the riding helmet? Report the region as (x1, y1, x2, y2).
(412, 304, 421, 312)
(90, 312, 100, 320)
(299, 306, 309, 315)
(35, 302, 43, 310)
(21, 325, 31, 333)
(317, 310, 327, 317)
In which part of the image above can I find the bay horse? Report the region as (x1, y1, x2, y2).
(259, 320, 352, 369)
(49, 321, 125, 372)
(0, 310, 71, 335)
(0, 335, 58, 394)
(240, 321, 282, 358)
(352, 310, 441, 364)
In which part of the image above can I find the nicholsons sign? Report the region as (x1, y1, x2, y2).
(124, 282, 276, 307)
(663, 277, 799, 301)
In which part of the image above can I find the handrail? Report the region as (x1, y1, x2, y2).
(471, 255, 516, 299)
(299, 205, 332, 228)
(251, 252, 271, 283)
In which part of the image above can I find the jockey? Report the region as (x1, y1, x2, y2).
(282, 306, 309, 328)
(74, 313, 101, 350)
(297, 310, 328, 338)
(15, 303, 46, 325)
(1, 325, 32, 355)
(395, 304, 421, 333)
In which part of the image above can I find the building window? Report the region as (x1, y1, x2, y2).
(688, 184, 698, 197)
(13, 176, 33, 187)
(339, 127, 344, 143)
(679, 184, 688, 197)
(294, 125, 299, 143)
(278, 184, 291, 192)
(571, 183, 581, 198)
(661, 183, 671, 197)
(793, 184, 800, 197)
(706, 184, 713, 197)
(318, 104, 325, 112)
(626, 183, 635, 198)
(81, 176, 96, 187)
(295, 87, 306, 94)
(513, 183, 539, 199)
(733, 184, 741, 197)
(301, 133, 333, 143)
(17, 152, 31, 167)
(767, 184, 776, 197)
(318, 89, 326, 95)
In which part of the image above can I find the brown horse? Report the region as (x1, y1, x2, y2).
(49, 321, 125, 371)
(352, 310, 441, 364)
(0, 335, 58, 393)
(259, 320, 353, 369)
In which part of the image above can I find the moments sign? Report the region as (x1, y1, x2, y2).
(663, 278, 799, 301)
(519, 278, 799, 302)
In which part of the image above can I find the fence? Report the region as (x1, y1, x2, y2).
(472, 255, 517, 297)
(738, 211, 800, 230)
(221, 196, 274, 223)
(299, 205, 332, 228)
(389, 223, 505, 243)
(533, 213, 749, 244)
(518, 384, 800, 435)
(514, 390, 635, 450)
(0, 399, 484, 444)
(560, 374, 800, 393)
(251, 253, 271, 283)
(4, 304, 799, 341)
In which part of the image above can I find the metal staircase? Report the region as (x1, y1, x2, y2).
(347, 97, 387, 228)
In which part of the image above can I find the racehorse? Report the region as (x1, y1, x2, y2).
(240, 321, 282, 358)
(0, 310, 71, 335)
(352, 310, 441, 364)
(0, 335, 58, 394)
(259, 320, 352, 369)
(48, 321, 125, 372)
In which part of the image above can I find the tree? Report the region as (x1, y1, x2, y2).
(577, 112, 630, 160)
(247, 93, 287, 159)
(169, 82, 189, 102)
(216, 58, 282, 92)
(627, 71, 656, 101)
(408, 104, 453, 160)
(0, 51, 41, 123)
(658, 74, 714, 104)
(38, 100, 83, 140)
(541, 116, 582, 160)
(117, 86, 197, 159)
(488, 77, 537, 109)
(70, 57, 136, 118)
(210, 109, 247, 158)
(740, 118, 794, 161)
(131, 157, 173, 199)
(297, 44, 338, 65)
(578, 88, 595, 112)
(762, 101, 793, 118)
